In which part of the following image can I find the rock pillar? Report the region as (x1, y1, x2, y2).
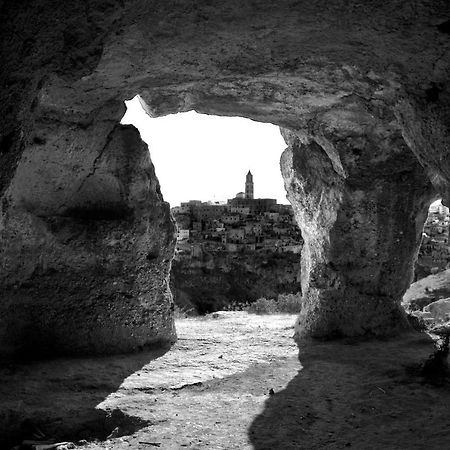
(0, 104, 177, 356)
(281, 108, 435, 339)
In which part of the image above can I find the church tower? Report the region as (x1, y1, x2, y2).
(245, 170, 254, 199)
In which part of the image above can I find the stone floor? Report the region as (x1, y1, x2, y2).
(2, 312, 450, 449)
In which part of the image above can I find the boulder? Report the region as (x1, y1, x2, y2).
(424, 299, 450, 322)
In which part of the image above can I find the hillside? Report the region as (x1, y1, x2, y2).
(171, 250, 301, 314)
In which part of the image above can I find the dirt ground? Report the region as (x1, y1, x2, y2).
(2, 311, 450, 450)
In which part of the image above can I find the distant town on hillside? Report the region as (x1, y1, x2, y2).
(171, 170, 303, 257)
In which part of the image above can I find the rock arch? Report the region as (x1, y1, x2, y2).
(0, 0, 449, 355)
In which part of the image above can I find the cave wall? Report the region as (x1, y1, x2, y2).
(0, 101, 176, 355)
(281, 105, 435, 338)
(1, 0, 450, 354)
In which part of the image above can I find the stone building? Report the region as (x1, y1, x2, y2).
(171, 171, 302, 256)
(228, 197, 278, 214)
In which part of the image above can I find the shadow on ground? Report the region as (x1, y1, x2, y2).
(0, 345, 171, 449)
(249, 332, 450, 450)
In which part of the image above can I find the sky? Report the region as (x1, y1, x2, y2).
(121, 96, 288, 207)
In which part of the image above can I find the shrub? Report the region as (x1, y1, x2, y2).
(246, 297, 278, 314)
(174, 305, 195, 319)
(224, 301, 251, 312)
(275, 293, 302, 313)
(246, 293, 302, 314)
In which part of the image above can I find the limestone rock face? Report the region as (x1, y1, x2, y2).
(1, 0, 450, 353)
(171, 251, 302, 314)
(424, 299, 450, 322)
(281, 105, 435, 338)
(0, 104, 176, 355)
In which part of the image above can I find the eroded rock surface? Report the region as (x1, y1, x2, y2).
(281, 107, 435, 338)
(0, 110, 176, 355)
(171, 251, 302, 314)
(1, 0, 450, 353)
(403, 268, 450, 312)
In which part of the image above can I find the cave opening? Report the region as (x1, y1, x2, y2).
(121, 96, 303, 315)
(121, 95, 288, 207)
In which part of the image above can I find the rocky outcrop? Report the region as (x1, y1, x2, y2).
(0, 106, 176, 355)
(281, 103, 435, 338)
(1, 0, 450, 354)
(403, 268, 450, 312)
(424, 299, 450, 322)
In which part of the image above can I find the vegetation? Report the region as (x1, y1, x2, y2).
(174, 293, 302, 318)
(225, 293, 302, 314)
(173, 304, 196, 319)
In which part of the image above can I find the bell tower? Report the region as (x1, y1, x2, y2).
(245, 170, 254, 199)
